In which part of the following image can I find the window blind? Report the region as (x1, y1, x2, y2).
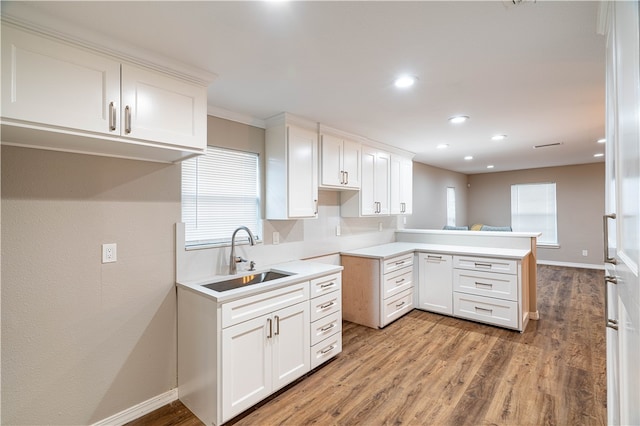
(511, 182, 558, 245)
(182, 147, 261, 247)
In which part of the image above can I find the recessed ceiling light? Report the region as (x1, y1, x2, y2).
(394, 75, 417, 88)
(464, 155, 473, 160)
(594, 153, 604, 158)
(449, 115, 469, 124)
(487, 165, 495, 169)
(491, 134, 507, 141)
(436, 143, 449, 150)
(597, 138, 606, 144)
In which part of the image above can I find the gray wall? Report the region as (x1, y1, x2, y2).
(405, 162, 468, 229)
(468, 163, 605, 266)
(1, 145, 181, 424)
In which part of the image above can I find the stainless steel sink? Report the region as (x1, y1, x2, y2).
(202, 271, 294, 292)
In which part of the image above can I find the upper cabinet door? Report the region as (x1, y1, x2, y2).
(374, 150, 391, 215)
(286, 124, 318, 218)
(320, 133, 343, 187)
(1, 25, 120, 134)
(342, 139, 361, 189)
(121, 64, 207, 150)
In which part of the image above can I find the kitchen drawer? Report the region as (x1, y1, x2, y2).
(310, 273, 341, 299)
(383, 253, 414, 274)
(222, 282, 309, 328)
(382, 287, 414, 327)
(383, 266, 413, 299)
(454, 269, 518, 301)
(310, 289, 341, 323)
(453, 255, 517, 275)
(453, 292, 519, 330)
(310, 310, 342, 346)
(310, 334, 342, 370)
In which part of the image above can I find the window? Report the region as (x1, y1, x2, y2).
(446, 187, 456, 226)
(511, 182, 558, 245)
(182, 146, 261, 247)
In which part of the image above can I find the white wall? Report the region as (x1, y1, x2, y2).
(1, 146, 180, 424)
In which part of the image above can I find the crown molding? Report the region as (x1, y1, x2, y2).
(207, 105, 266, 129)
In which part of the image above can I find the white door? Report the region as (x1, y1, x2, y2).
(286, 124, 318, 218)
(271, 302, 310, 392)
(120, 64, 206, 149)
(221, 315, 272, 421)
(1, 25, 120, 134)
(320, 133, 343, 187)
(342, 139, 361, 189)
(418, 253, 453, 315)
(605, 2, 640, 424)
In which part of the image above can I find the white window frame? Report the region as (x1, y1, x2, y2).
(510, 182, 558, 246)
(182, 146, 262, 248)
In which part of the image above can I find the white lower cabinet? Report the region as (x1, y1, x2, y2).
(416, 252, 529, 331)
(342, 252, 414, 328)
(222, 301, 310, 420)
(178, 271, 343, 426)
(309, 273, 343, 369)
(417, 253, 453, 315)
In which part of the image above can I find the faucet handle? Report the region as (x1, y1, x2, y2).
(249, 261, 256, 271)
(234, 256, 247, 264)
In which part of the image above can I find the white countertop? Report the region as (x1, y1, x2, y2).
(176, 260, 343, 303)
(341, 242, 531, 260)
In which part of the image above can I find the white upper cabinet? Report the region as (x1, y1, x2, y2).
(341, 145, 390, 216)
(1, 24, 211, 163)
(265, 113, 319, 220)
(319, 130, 361, 190)
(390, 154, 413, 214)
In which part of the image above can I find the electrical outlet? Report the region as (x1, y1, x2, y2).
(102, 243, 117, 263)
(582, 250, 588, 257)
(273, 232, 280, 245)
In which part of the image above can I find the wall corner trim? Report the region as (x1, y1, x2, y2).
(91, 389, 178, 426)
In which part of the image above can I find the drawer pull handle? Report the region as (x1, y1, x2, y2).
(267, 318, 273, 339)
(395, 260, 406, 266)
(396, 301, 406, 308)
(395, 278, 405, 284)
(320, 301, 335, 310)
(320, 282, 335, 289)
(475, 282, 493, 289)
(320, 345, 335, 355)
(320, 323, 336, 332)
(475, 262, 492, 269)
(475, 306, 493, 315)
(427, 255, 442, 260)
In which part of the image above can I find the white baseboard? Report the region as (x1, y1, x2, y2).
(537, 260, 605, 270)
(92, 388, 178, 426)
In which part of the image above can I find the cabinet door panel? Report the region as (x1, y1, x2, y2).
(121, 64, 206, 149)
(418, 253, 453, 315)
(272, 302, 310, 391)
(222, 316, 272, 421)
(1, 26, 120, 134)
(286, 125, 318, 218)
(342, 139, 361, 189)
(320, 133, 343, 187)
(360, 147, 377, 215)
(374, 151, 391, 214)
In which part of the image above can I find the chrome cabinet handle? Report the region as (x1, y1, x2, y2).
(267, 318, 273, 338)
(603, 214, 617, 264)
(314, 199, 318, 215)
(345, 171, 349, 185)
(475, 262, 492, 269)
(396, 301, 406, 308)
(320, 323, 336, 332)
(108, 101, 116, 131)
(320, 345, 335, 355)
(124, 105, 132, 134)
(427, 255, 442, 260)
(605, 275, 619, 330)
(320, 282, 335, 289)
(274, 315, 280, 336)
(475, 282, 493, 289)
(320, 301, 335, 310)
(475, 306, 493, 314)
(340, 171, 345, 185)
(395, 278, 405, 284)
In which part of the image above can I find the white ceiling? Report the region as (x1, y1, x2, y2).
(2, 1, 606, 174)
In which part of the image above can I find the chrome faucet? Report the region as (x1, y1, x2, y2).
(229, 226, 257, 274)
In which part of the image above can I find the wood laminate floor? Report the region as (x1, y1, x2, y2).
(128, 265, 606, 426)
